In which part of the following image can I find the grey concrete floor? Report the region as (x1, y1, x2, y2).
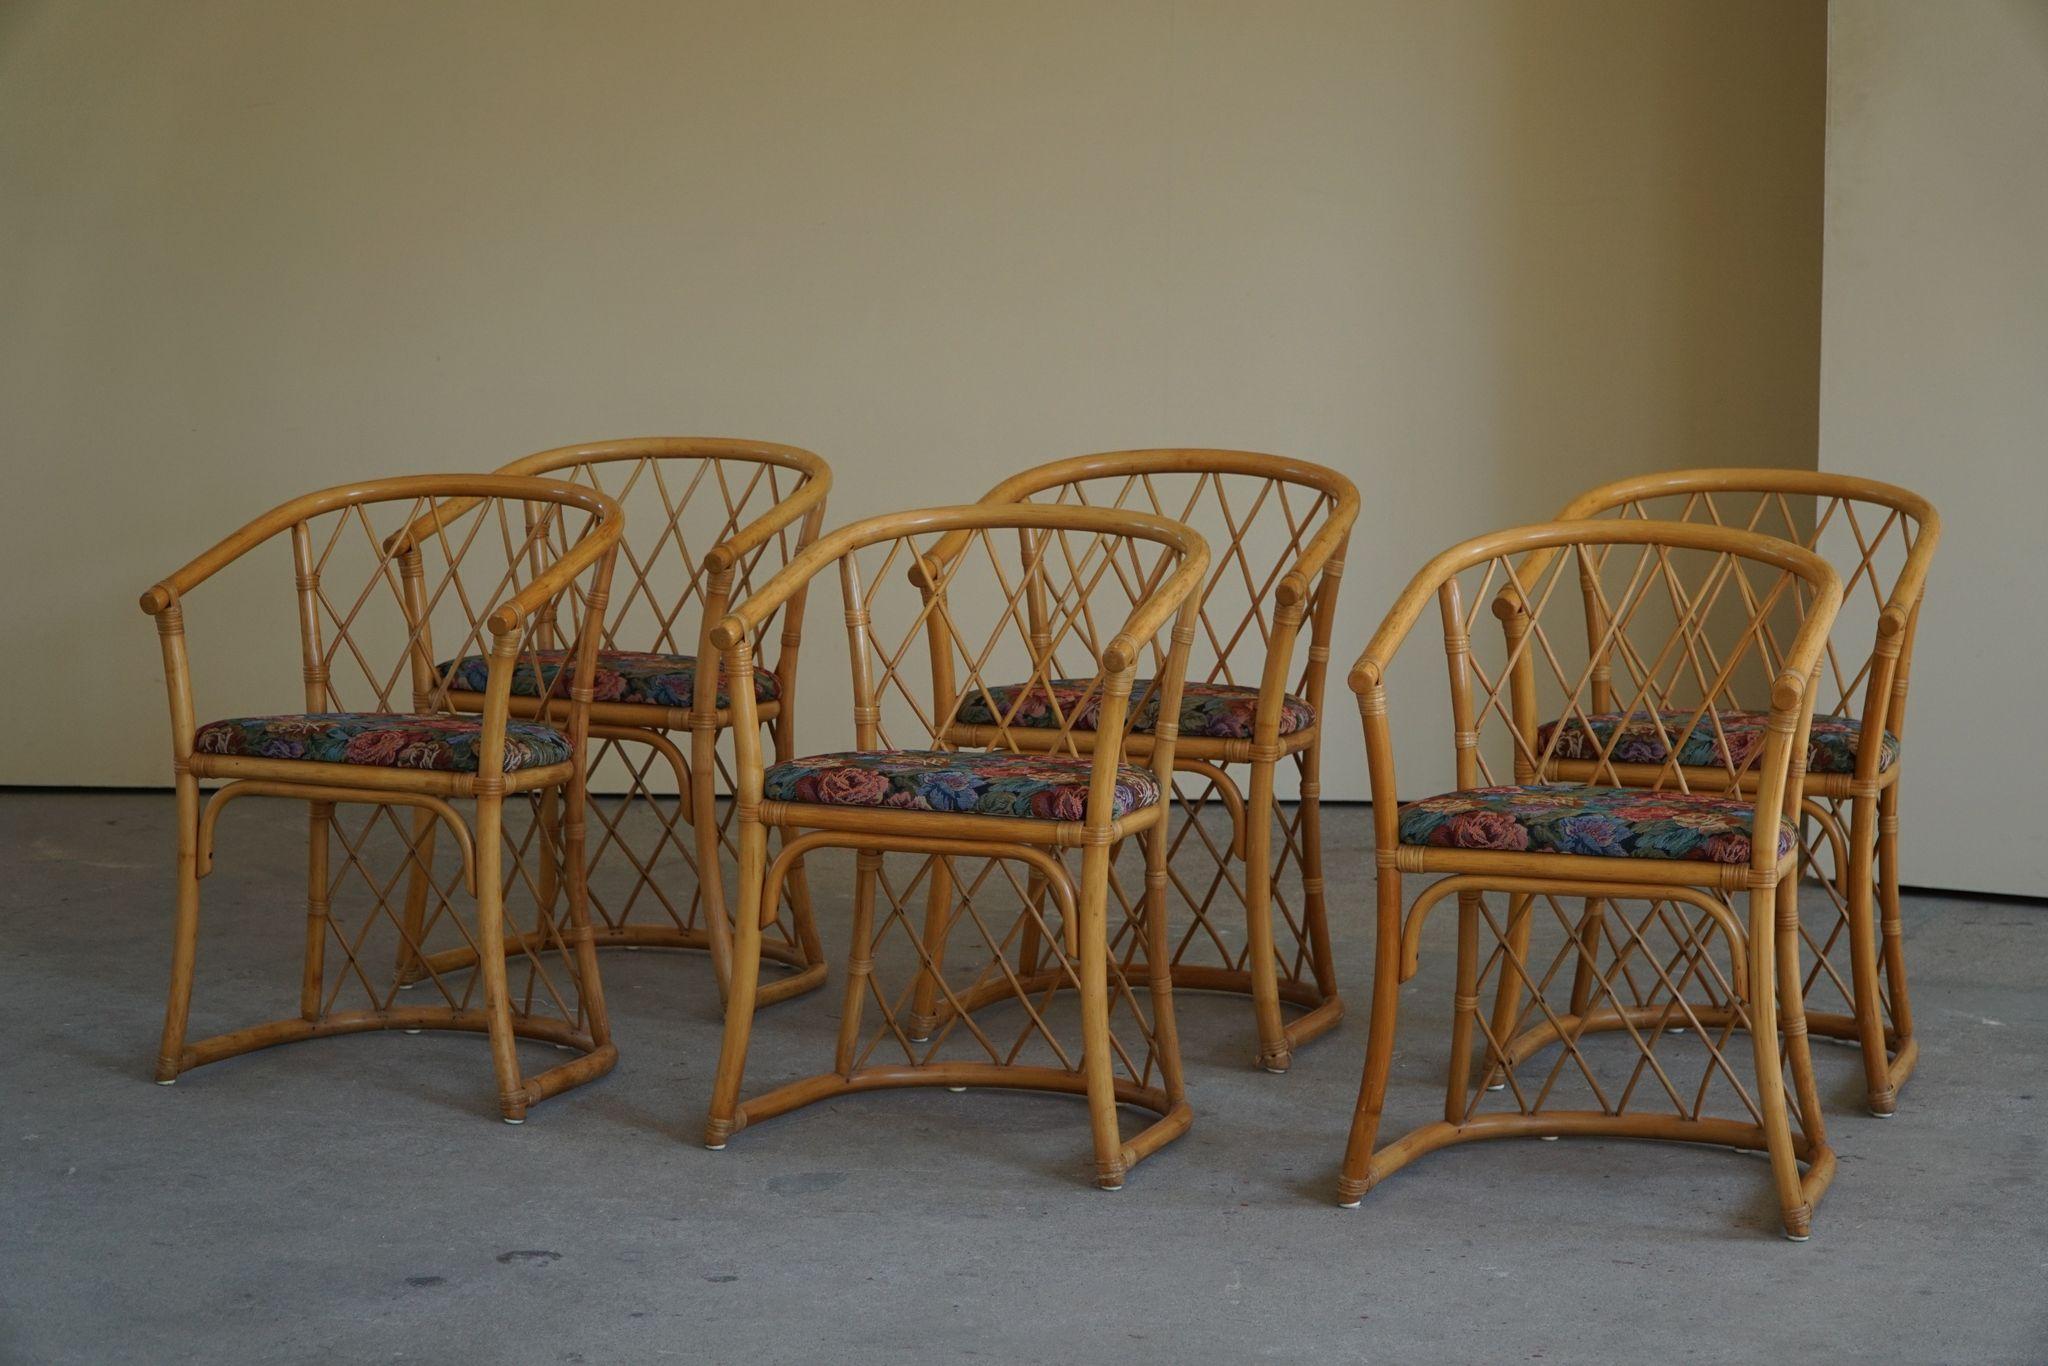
(2, 790, 2044, 1364)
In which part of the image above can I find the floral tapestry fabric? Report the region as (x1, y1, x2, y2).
(1536, 708, 1898, 776)
(436, 650, 780, 710)
(193, 713, 572, 773)
(950, 679, 1315, 740)
(1396, 784, 1793, 865)
(763, 749, 1160, 821)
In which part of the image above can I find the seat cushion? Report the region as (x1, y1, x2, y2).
(763, 749, 1160, 820)
(1396, 784, 1794, 865)
(194, 713, 571, 773)
(1537, 708, 1898, 776)
(437, 649, 780, 709)
(951, 679, 1315, 740)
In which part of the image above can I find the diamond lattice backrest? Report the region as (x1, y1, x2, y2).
(1354, 521, 1844, 802)
(977, 452, 1358, 711)
(1558, 472, 1939, 736)
(301, 482, 617, 725)
(715, 506, 1208, 799)
(497, 439, 830, 682)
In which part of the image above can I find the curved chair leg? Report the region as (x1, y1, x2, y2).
(1242, 755, 1289, 1072)
(156, 774, 204, 1084)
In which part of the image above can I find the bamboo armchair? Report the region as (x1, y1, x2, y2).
(1549, 471, 1939, 1115)
(1338, 519, 1844, 1239)
(139, 475, 622, 1122)
(434, 438, 833, 1007)
(702, 504, 1209, 1189)
(965, 450, 1360, 1073)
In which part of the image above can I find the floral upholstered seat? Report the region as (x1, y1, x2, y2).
(763, 749, 1159, 820)
(1536, 708, 1898, 776)
(193, 713, 572, 773)
(1396, 784, 1794, 865)
(951, 679, 1314, 740)
(436, 649, 780, 710)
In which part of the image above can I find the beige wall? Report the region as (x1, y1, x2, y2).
(0, 0, 1826, 797)
(1820, 1, 2048, 896)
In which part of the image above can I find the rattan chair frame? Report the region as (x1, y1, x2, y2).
(701, 503, 1210, 1189)
(1338, 518, 1845, 1239)
(140, 474, 623, 1122)
(432, 438, 835, 1008)
(955, 450, 1360, 1072)
(1547, 470, 1940, 1114)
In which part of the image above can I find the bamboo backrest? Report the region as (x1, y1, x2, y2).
(483, 438, 831, 710)
(1551, 470, 1939, 775)
(712, 504, 1210, 821)
(1351, 520, 1843, 869)
(140, 475, 623, 776)
(957, 450, 1359, 738)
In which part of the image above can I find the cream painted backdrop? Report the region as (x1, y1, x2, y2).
(1820, 0, 2048, 897)
(1, 1, 1826, 807)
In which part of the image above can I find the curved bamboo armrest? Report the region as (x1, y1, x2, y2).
(140, 474, 619, 618)
(709, 504, 1211, 676)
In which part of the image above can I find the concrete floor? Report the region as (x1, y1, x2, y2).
(2, 790, 2043, 1364)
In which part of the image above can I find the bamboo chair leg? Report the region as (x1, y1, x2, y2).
(1748, 882, 1813, 1242)
(704, 817, 769, 1149)
(1336, 880, 1405, 1206)
(692, 720, 732, 1002)
(1877, 783, 1917, 1092)
(1143, 818, 1186, 1110)
(301, 802, 332, 1022)
(155, 774, 204, 1084)
(1567, 896, 1606, 1016)
(1074, 841, 1125, 1190)
(1778, 877, 1830, 1165)
(394, 806, 439, 986)
(1843, 790, 1895, 1115)
(1242, 756, 1290, 1072)
(1018, 868, 1048, 979)
(1297, 746, 1339, 1004)
(563, 776, 611, 1051)
(836, 851, 883, 1073)
(906, 854, 954, 1041)
(1444, 893, 1483, 1121)
(1481, 892, 1535, 1089)
(533, 786, 562, 914)
(473, 794, 526, 1124)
